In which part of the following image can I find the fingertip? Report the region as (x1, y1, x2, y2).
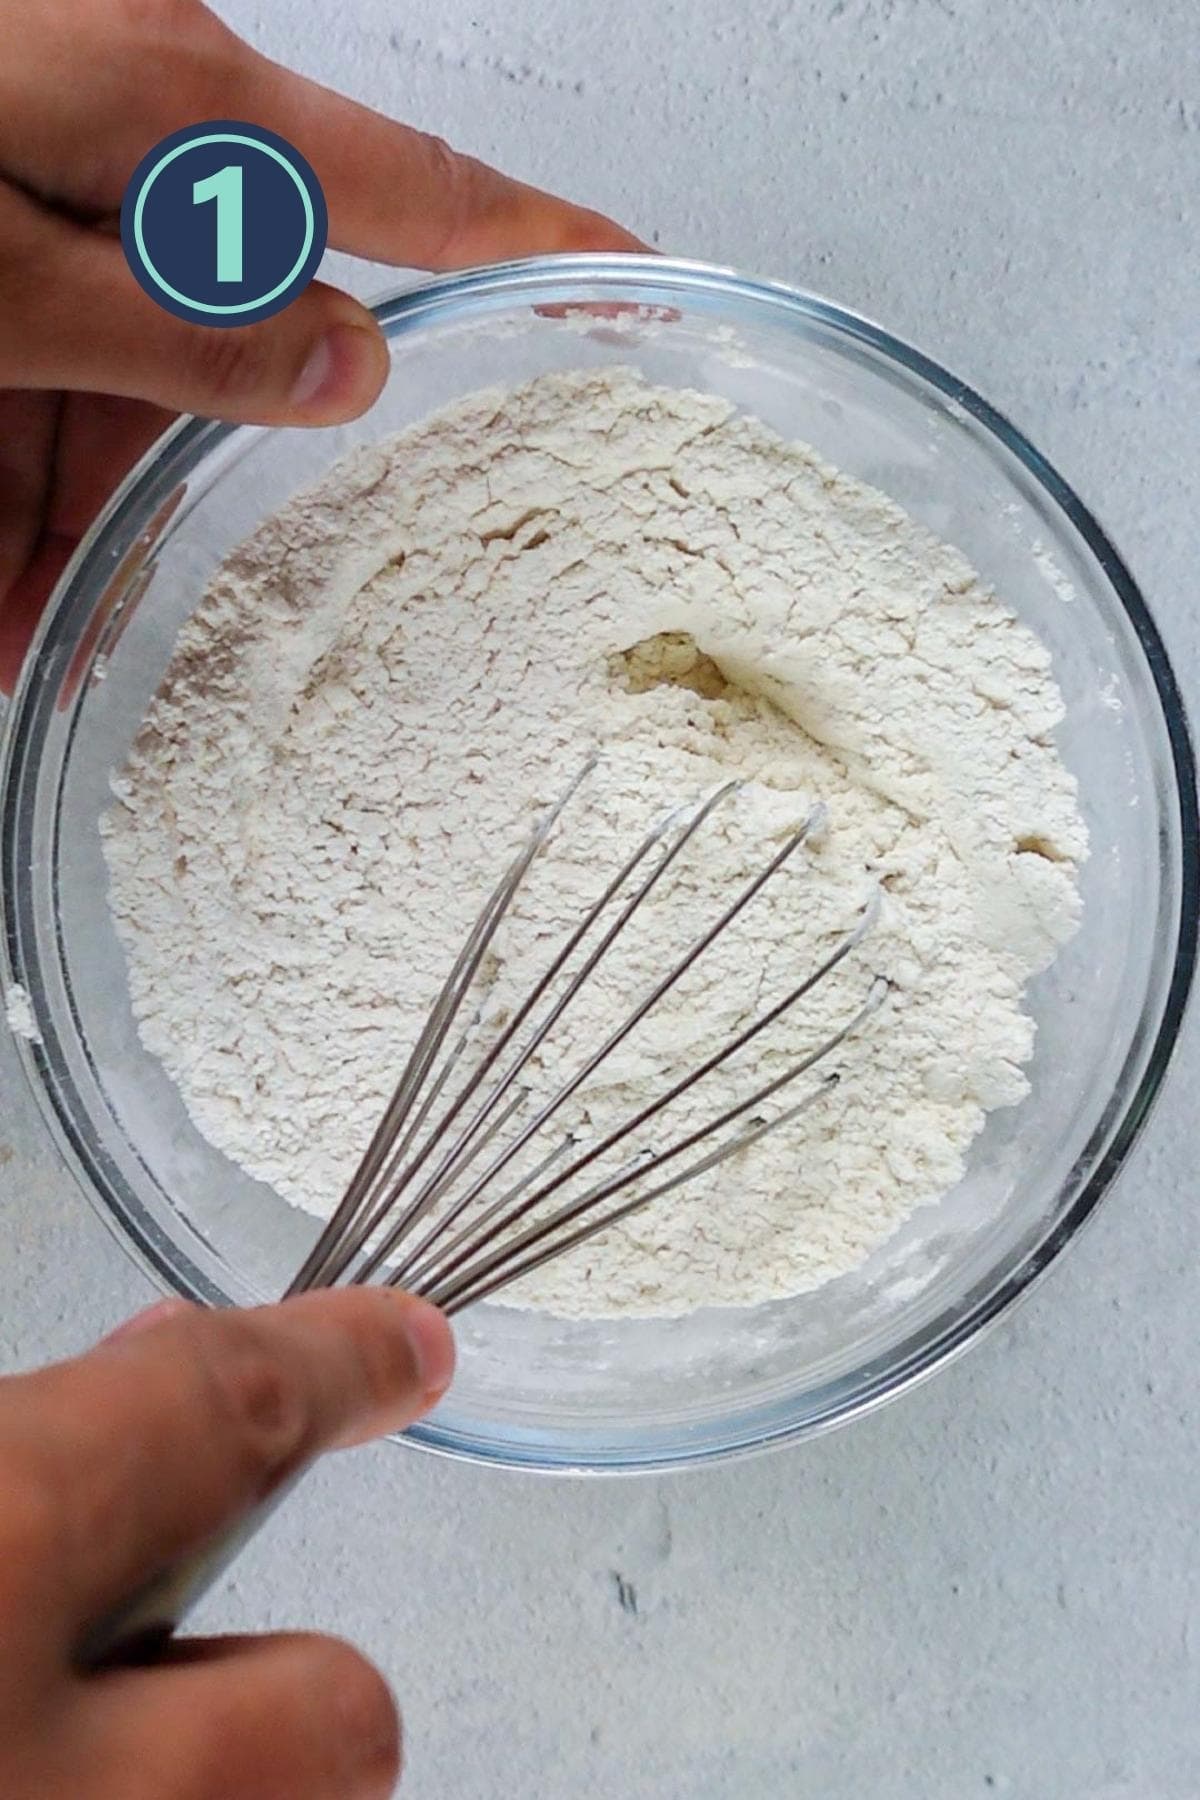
(394, 1293, 456, 1405)
(89, 1632, 403, 1800)
(281, 1285, 456, 1446)
(98, 1298, 197, 1348)
(288, 316, 389, 422)
(324, 1636, 404, 1797)
(335, 1288, 456, 1437)
(557, 208, 654, 255)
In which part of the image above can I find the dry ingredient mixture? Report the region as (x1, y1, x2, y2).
(101, 368, 1085, 1318)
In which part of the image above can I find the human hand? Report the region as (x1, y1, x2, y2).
(0, 0, 645, 690)
(0, 1289, 455, 1799)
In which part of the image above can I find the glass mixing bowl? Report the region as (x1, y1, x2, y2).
(2, 256, 1195, 1471)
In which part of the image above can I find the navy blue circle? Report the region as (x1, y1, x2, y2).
(120, 121, 328, 327)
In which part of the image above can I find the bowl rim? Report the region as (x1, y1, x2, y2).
(3, 252, 1197, 1473)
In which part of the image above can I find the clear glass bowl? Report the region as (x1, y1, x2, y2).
(2, 256, 1196, 1471)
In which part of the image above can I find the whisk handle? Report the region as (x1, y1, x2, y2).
(74, 1478, 298, 1671)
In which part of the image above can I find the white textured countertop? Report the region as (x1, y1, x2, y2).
(2, 2, 1198, 1793)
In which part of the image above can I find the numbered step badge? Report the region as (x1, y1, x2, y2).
(121, 121, 328, 326)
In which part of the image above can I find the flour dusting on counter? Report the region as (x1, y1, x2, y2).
(4, 984, 41, 1045)
(101, 369, 1085, 1317)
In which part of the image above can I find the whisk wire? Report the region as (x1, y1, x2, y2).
(418, 968, 887, 1312)
(291, 763, 887, 1315)
(397, 1132, 581, 1290)
(287, 761, 591, 1293)
(348, 783, 738, 1286)
(434, 1075, 842, 1315)
(385, 798, 831, 1288)
(427, 968, 887, 1313)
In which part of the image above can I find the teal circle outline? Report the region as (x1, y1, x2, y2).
(131, 132, 316, 316)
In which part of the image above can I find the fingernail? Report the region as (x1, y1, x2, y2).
(99, 1298, 191, 1346)
(290, 323, 382, 410)
(400, 1298, 456, 1402)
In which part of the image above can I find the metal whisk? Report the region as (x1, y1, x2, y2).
(286, 763, 887, 1314)
(82, 765, 885, 1668)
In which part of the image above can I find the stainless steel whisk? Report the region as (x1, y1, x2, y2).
(287, 763, 887, 1314)
(82, 765, 886, 1668)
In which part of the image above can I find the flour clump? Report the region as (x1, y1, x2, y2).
(101, 368, 1085, 1318)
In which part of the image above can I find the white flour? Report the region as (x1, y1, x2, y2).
(3, 983, 41, 1044)
(101, 369, 1085, 1318)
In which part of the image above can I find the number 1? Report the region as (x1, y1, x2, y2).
(192, 165, 244, 283)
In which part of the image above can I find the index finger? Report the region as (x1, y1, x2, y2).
(244, 61, 648, 267)
(0, 3, 645, 266)
(0, 1289, 454, 1644)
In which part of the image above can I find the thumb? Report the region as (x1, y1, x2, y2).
(4, 188, 389, 425)
(3, 1289, 456, 1638)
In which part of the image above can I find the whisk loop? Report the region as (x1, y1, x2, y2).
(289, 766, 887, 1313)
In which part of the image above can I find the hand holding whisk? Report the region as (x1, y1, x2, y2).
(83, 764, 887, 1665)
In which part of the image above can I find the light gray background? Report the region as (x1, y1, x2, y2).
(3, 1, 1198, 1794)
